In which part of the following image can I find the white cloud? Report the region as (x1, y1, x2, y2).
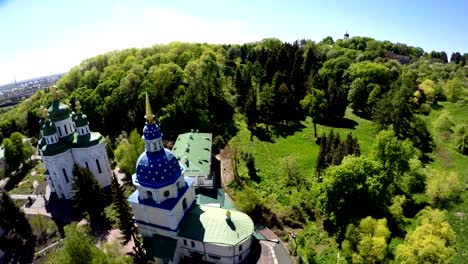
(0, 5, 259, 84)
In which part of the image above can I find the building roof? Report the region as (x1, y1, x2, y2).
(172, 132, 212, 177)
(143, 123, 162, 140)
(143, 234, 177, 263)
(48, 100, 70, 121)
(135, 148, 183, 188)
(178, 205, 254, 246)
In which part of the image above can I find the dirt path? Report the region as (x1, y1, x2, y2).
(220, 146, 234, 189)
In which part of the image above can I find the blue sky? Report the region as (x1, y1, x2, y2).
(1, 0, 467, 85)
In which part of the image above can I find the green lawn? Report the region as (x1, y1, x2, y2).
(10, 162, 47, 195)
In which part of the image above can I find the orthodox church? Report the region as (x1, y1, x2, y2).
(37, 90, 112, 199)
(128, 94, 254, 264)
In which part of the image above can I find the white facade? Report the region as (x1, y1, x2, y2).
(43, 150, 74, 199)
(175, 236, 252, 264)
(72, 143, 112, 187)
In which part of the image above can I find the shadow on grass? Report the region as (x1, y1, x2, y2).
(352, 109, 373, 121)
(251, 125, 274, 142)
(272, 121, 306, 138)
(4, 160, 40, 191)
(318, 117, 358, 129)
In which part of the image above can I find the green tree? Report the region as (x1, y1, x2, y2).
(110, 174, 145, 261)
(2, 138, 21, 175)
(433, 110, 454, 134)
(426, 170, 462, 206)
(114, 130, 145, 176)
(444, 78, 463, 102)
(45, 224, 131, 264)
(343, 217, 391, 263)
(319, 156, 385, 237)
(395, 208, 456, 263)
(418, 79, 436, 103)
(301, 87, 327, 138)
(72, 165, 107, 227)
(453, 123, 468, 155)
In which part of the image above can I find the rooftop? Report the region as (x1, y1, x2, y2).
(172, 132, 212, 177)
(143, 234, 177, 264)
(178, 205, 254, 246)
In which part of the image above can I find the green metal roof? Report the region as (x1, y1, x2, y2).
(172, 132, 212, 177)
(178, 205, 254, 246)
(73, 113, 88, 127)
(72, 132, 103, 148)
(41, 120, 57, 136)
(48, 100, 71, 121)
(143, 235, 177, 263)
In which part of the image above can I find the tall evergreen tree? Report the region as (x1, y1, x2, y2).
(110, 174, 145, 262)
(72, 165, 107, 227)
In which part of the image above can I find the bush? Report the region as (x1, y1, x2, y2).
(433, 110, 454, 133)
(426, 170, 462, 206)
(453, 123, 468, 155)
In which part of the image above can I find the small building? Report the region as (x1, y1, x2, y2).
(37, 90, 112, 199)
(172, 131, 214, 188)
(129, 94, 254, 264)
(344, 31, 349, 40)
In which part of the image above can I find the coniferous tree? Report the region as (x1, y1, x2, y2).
(110, 174, 145, 262)
(72, 165, 107, 227)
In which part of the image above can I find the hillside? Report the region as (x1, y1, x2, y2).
(1, 36, 467, 263)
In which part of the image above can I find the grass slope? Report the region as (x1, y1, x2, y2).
(232, 103, 467, 263)
(427, 102, 468, 263)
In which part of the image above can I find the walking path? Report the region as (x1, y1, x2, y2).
(9, 184, 52, 217)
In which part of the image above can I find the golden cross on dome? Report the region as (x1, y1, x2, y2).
(51, 85, 60, 100)
(145, 92, 156, 124)
(39, 106, 49, 120)
(75, 101, 82, 113)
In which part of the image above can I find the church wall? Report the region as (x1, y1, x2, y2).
(42, 150, 74, 199)
(72, 142, 112, 187)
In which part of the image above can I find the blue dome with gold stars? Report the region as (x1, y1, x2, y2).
(135, 148, 183, 188)
(143, 123, 162, 140)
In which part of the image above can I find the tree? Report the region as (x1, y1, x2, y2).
(342, 217, 391, 263)
(453, 123, 468, 155)
(0, 192, 34, 263)
(301, 87, 327, 138)
(426, 170, 462, 206)
(45, 224, 131, 264)
(372, 129, 414, 179)
(450, 52, 463, 64)
(114, 130, 145, 176)
(433, 110, 454, 134)
(395, 208, 456, 263)
(72, 165, 107, 227)
(418, 79, 436, 103)
(2, 138, 21, 175)
(319, 156, 385, 237)
(444, 78, 463, 102)
(110, 174, 145, 261)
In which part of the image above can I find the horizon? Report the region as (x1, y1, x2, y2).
(1, 0, 468, 85)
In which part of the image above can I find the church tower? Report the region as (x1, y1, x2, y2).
(128, 93, 196, 238)
(38, 88, 112, 199)
(344, 30, 350, 40)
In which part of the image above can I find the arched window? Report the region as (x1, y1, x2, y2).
(58, 126, 62, 136)
(164, 190, 170, 197)
(146, 191, 153, 200)
(64, 125, 68, 134)
(96, 159, 102, 174)
(85, 161, 89, 169)
(182, 198, 187, 210)
(62, 168, 69, 183)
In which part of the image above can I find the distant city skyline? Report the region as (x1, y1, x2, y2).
(1, 0, 468, 85)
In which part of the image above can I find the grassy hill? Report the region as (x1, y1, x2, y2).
(230, 102, 468, 263)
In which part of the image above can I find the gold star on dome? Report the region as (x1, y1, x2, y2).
(51, 85, 60, 101)
(39, 106, 49, 121)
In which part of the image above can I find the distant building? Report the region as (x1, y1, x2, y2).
(37, 90, 112, 199)
(344, 31, 350, 40)
(172, 131, 214, 188)
(385, 52, 411, 64)
(128, 94, 254, 264)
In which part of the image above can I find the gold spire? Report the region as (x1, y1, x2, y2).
(75, 100, 82, 113)
(145, 92, 156, 124)
(39, 106, 49, 121)
(51, 85, 60, 101)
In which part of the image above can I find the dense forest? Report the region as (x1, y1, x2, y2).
(1, 35, 468, 263)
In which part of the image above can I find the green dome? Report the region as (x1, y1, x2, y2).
(48, 100, 70, 121)
(73, 113, 88, 127)
(42, 120, 57, 136)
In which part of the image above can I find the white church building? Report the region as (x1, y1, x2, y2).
(128, 94, 254, 264)
(37, 91, 112, 199)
